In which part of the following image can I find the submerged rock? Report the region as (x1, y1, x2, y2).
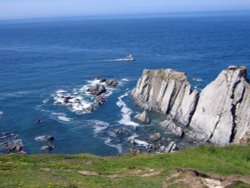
(135, 111, 151, 124)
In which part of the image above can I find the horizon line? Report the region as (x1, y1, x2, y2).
(0, 9, 250, 22)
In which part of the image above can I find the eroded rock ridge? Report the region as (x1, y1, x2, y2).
(132, 66, 250, 146)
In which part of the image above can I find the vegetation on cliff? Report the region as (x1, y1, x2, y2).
(0, 145, 249, 187)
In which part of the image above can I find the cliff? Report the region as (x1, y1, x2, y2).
(132, 66, 250, 146)
(131, 69, 199, 126)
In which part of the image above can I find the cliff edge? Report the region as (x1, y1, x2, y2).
(132, 66, 250, 146)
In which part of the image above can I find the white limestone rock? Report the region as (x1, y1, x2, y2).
(131, 69, 199, 126)
(189, 66, 250, 145)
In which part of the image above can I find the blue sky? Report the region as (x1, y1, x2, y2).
(0, 0, 250, 20)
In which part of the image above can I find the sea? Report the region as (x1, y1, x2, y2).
(0, 14, 250, 155)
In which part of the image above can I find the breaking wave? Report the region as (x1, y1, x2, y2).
(116, 92, 139, 127)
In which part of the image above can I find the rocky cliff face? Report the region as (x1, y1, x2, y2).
(132, 66, 250, 146)
(131, 69, 199, 126)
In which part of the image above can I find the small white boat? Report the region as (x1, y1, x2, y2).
(116, 54, 135, 62)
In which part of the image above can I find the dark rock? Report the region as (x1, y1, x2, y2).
(41, 145, 54, 152)
(114, 129, 123, 136)
(63, 96, 73, 103)
(4, 139, 24, 153)
(105, 80, 119, 87)
(95, 96, 106, 105)
(95, 78, 106, 83)
(35, 135, 54, 142)
(87, 84, 107, 96)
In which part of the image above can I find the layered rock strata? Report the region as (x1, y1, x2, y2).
(132, 66, 250, 146)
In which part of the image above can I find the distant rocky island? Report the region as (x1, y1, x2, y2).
(132, 66, 250, 146)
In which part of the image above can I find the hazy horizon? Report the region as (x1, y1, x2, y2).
(1, 0, 250, 20)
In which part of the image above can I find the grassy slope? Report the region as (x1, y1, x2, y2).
(0, 145, 249, 188)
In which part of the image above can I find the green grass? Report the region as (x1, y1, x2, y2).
(0, 145, 249, 188)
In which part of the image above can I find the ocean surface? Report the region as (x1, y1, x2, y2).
(0, 15, 250, 155)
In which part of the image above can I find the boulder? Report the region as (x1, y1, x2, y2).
(135, 111, 151, 124)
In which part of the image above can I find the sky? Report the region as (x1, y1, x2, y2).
(0, 0, 250, 20)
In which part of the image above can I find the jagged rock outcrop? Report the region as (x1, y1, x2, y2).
(189, 66, 250, 145)
(135, 111, 151, 124)
(131, 69, 199, 126)
(132, 66, 250, 146)
(160, 118, 184, 138)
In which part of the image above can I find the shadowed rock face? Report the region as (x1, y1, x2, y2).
(132, 66, 250, 146)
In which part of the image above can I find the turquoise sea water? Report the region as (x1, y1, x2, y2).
(0, 15, 250, 155)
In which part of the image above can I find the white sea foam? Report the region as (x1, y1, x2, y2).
(53, 90, 94, 114)
(0, 91, 31, 100)
(192, 77, 203, 82)
(58, 116, 71, 122)
(56, 89, 67, 93)
(104, 138, 123, 154)
(128, 134, 149, 147)
(116, 92, 139, 127)
(134, 139, 149, 147)
(0, 111, 3, 117)
(87, 79, 103, 86)
(51, 112, 72, 122)
(34, 136, 47, 142)
(122, 78, 129, 82)
(89, 120, 109, 134)
(42, 98, 49, 104)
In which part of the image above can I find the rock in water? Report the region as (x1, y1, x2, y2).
(105, 80, 119, 87)
(150, 133, 162, 142)
(132, 66, 250, 146)
(135, 111, 151, 124)
(95, 96, 106, 106)
(131, 69, 199, 126)
(41, 145, 54, 152)
(87, 84, 107, 96)
(190, 66, 250, 145)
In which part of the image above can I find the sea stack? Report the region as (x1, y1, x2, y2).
(132, 66, 250, 146)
